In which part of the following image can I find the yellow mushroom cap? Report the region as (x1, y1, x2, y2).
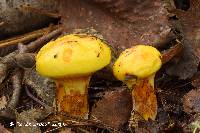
(113, 45, 162, 81)
(36, 34, 111, 78)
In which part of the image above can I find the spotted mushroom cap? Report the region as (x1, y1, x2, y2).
(113, 45, 162, 81)
(36, 34, 111, 78)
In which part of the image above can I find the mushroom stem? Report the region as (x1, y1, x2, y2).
(55, 76, 91, 119)
(126, 74, 157, 120)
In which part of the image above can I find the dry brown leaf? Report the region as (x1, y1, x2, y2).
(23, 69, 56, 106)
(59, 128, 74, 133)
(0, 123, 11, 133)
(58, 0, 178, 54)
(0, 96, 7, 110)
(177, 0, 200, 59)
(14, 109, 42, 133)
(192, 72, 200, 89)
(14, 108, 51, 133)
(0, 0, 58, 38)
(183, 89, 200, 114)
(91, 88, 132, 129)
(166, 0, 200, 79)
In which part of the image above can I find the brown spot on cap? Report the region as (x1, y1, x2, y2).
(63, 48, 73, 63)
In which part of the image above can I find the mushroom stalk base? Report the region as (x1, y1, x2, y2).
(55, 76, 91, 119)
(126, 74, 157, 121)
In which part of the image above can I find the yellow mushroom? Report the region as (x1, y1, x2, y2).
(113, 45, 162, 120)
(36, 34, 111, 119)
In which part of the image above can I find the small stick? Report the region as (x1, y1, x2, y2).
(1, 52, 35, 70)
(0, 25, 58, 48)
(26, 27, 63, 52)
(18, 43, 28, 53)
(161, 39, 183, 64)
(44, 126, 62, 133)
(46, 114, 118, 132)
(0, 53, 35, 84)
(7, 69, 22, 109)
(0, 28, 63, 84)
(21, 5, 61, 19)
(14, 53, 36, 69)
(0, 22, 4, 27)
(25, 87, 51, 110)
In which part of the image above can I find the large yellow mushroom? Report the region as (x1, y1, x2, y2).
(113, 45, 162, 120)
(36, 34, 111, 118)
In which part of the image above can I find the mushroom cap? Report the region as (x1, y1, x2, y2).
(113, 45, 162, 81)
(36, 34, 111, 78)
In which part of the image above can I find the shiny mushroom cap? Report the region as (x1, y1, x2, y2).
(113, 45, 162, 81)
(36, 34, 111, 78)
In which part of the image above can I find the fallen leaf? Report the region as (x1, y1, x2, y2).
(23, 69, 56, 106)
(176, 0, 200, 59)
(14, 109, 42, 133)
(0, 123, 11, 133)
(166, 0, 200, 79)
(91, 88, 132, 129)
(14, 108, 51, 133)
(0, 0, 58, 38)
(192, 72, 200, 89)
(59, 128, 74, 133)
(58, 0, 179, 54)
(135, 128, 150, 133)
(0, 96, 7, 110)
(183, 89, 200, 114)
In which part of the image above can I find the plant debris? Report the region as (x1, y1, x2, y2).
(0, 0, 58, 38)
(0, 123, 11, 133)
(58, 0, 179, 54)
(166, 0, 200, 79)
(0, 0, 199, 132)
(183, 89, 200, 114)
(91, 88, 132, 129)
(192, 72, 200, 89)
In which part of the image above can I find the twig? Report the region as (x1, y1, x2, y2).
(44, 126, 62, 133)
(0, 28, 63, 84)
(45, 114, 119, 132)
(0, 53, 35, 84)
(2, 53, 35, 69)
(0, 25, 57, 48)
(161, 39, 183, 64)
(26, 27, 63, 52)
(14, 53, 36, 69)
(0, 22, 4, 27)
(7, 69, 22, 109)
(21, 5, 61, 19)
(18, 43, 28, 53)
(25, 87, 51, 110)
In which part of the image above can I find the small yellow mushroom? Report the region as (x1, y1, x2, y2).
(36, 34, 111, 119)
(113, 45, 162, 120)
